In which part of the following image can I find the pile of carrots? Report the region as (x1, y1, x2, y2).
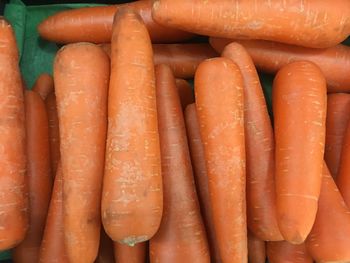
(1, 0, 350, 262)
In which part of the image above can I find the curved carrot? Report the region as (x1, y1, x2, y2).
(222, 42, 282, 241)
(38, 0, 194, 44)
(150, 65, 210, 263)
(102, 10, 162, 246)
(95, 228, 115, 263)
(248, 231, 266, 263)
(325, 94, 350, 178)
(337, 122, 350, 208)
(195, 57, 247, 263)
(54, 43, 109, 263)
(114, 242, 146, 263)
(38, 163, 69, 263)
(45, 92, 60, 177)
(210, 38, 350, 93)
(12, 90, 52, 263)
(184, 103, 221, 263)
(0, 17, 28, 251)
(273, 61, 327, 244)
(152, 0, 350, 48)
(306, 164, 350, 262)
(32, 73, 54, 100)
(267, 241, 312, 263)
(175, 79, 194, 110)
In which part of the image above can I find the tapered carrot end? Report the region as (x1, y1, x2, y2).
(112, 7, 142, 27)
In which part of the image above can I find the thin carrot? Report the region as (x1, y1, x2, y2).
(248, 231, 266, 263)
(222, 42, 282, 241)
(38, 0, 194, 44)
(267, 241, 312, 263)
(209, 38, 350, 93)
(306, 164, 350, 262)
(101, 10, 162, 246)
(0, 17, 28, 251)
(150, 65, 210, 263)
(152, 0, 350, 48)
(32, 73, 54, 100)
(273, 61, 327, 244)
(195, 57, 247, 263)
(38, 163, 69, 263)
(114, 242, 146, 263)
(95, 228, 115, 263)
(12, 90, 52, 263)
(184, 103, 221, 263)
(325, 94, 350, 178)
(54, 43, 109, 263)
(176, 79, 194, 110)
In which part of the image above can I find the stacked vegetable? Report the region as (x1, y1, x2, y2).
(1, 0, 350, 262)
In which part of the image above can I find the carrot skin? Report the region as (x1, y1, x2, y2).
(267, 241, 312, 263)
(176, 79, 194, 110)
(273, 61, 327, 244)
(0, 17, 28, 250)
(32, 73, 54, 100)
(248, 231, 266, 263)
(114, 242, 146, 263)
(195, 57, 247, 263)
(54, 43, 109, 263)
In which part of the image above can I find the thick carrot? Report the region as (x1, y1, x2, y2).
(306, 164, 350, 262)
(176, 79, 194, 110)
(153, 0, 350, 48)
(32, 73, 54, 100)
(195, 57, 247, 263)
(325, 94, 350, 178)
(150, 65, 210, 263)
(38, 0, 194, 44)
(248, 231, 266, 263)
(45, 92, 60, 177)
(222, 42, 282, 241)
(114, 242, 146, 263)
(38, 163, 69, 263)
(12, 90, 52, 263)
(210, 38, 350, 93)
(273, 61, 327, 244)
(184, 103, 221, 263)
(102, 10, 162, 246)
(54, 43, 109, 263)
(95, 228, 115, 263)
(0, 17, 28, 250)
(267, 241, 312, 263)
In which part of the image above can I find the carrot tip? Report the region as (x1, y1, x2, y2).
(119, 236, 148, 247)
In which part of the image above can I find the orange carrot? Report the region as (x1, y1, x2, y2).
(54, 43, 109, 263)
(210, 38, 350, 93)
(222, 42, 282, 241)
(273, 61, 326, 244)
(195, 57, 247, 263)
(176, 79, 194, 110)
(184, 103, 221, 263)
(38, 163, 69, 263)
(38, 0, 194, 44)
(114, 242, 146, 263)
(0, 17, 28, 251)
(101, 10, 162, 246)
(267, 241, 312, 263)
(248, 231, 266, 263)
(325, 94, 350, 178)
(95, 228, 115, 263)
(12, 90, 52, 263)
(150, 65, 210, 263)
(152, 0, 350, 48)
(306, 164, 350, 262)
(32, 73, 54, 100)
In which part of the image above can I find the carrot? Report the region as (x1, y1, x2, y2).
(54, 43, 109, 263)
(267, 241, 312, 263)
(306, 164, 350, 262)
(184, 103, 221, 263)
(45, 92, 60, 177)
(38, 0, 194, 44)
(150, 64, 210, 263)
(325, 94, 350, 178)
(0, 17, 28, 251)
(95, 228, 115, 263)
(114, 242, 146, 263)
(153, 0, 350, 48)
(12, 90, 52, 263)
(273, 61, 327, 244)
(38, 163, 69, 263)
(248, 231, 266, 263)
(222, 42, 282, 241)
(195, 57, 247, 263)
(101, 10, 162, 246)
(210, 38, 350, 93)
(176, 79, 194, 110)
(32, 73, 54, 100)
